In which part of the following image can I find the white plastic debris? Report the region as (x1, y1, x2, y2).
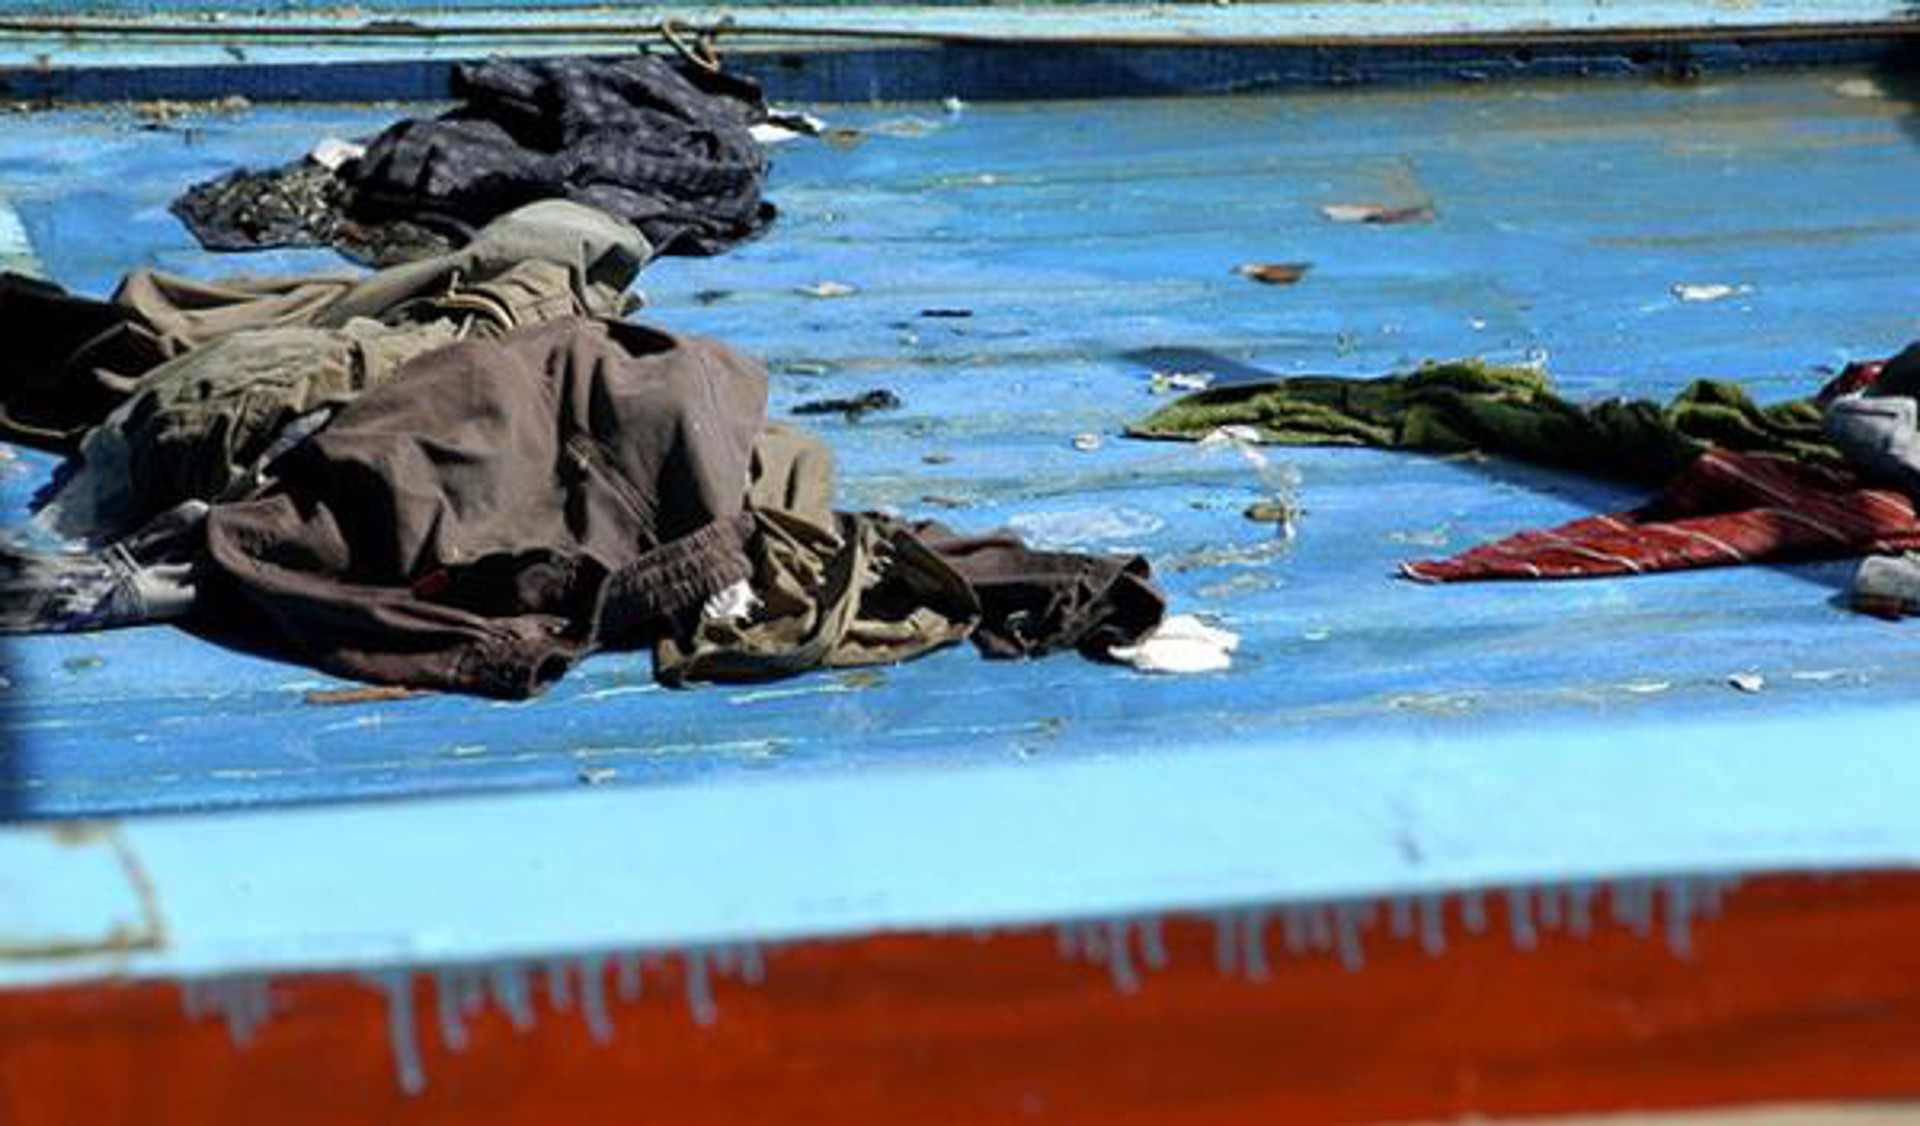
(1071, 432, 1103, 452)
(797, 281, 857, 299)
(1727, 672, 1767, 694)
(942, 96, 967, 116)
(1672, 283, 1751, 303)
(1834, 77, 1885, 100)
(1110, 614, 1240, 674)
(1149, 370, 1214, 395)
(702, 580, 760, 623)
(308, 137, 366, 171)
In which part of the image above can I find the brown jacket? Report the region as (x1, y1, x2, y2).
(197, 316, 763, 698)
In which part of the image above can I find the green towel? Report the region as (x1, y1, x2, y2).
(1128, 360, 1835, 486)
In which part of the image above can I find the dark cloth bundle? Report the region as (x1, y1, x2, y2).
(172, 55, 776, 265)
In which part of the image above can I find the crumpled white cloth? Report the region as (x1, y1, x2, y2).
(1109, 613, 1240, 674)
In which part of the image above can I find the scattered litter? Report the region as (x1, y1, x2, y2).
(920, 308, 973, 318)
(1149, 370, 1214, 395)
(797, 280, 857, 299)
(1320, 203, 1435, 225)
(578, 766, 619, 785)
(791, 388, 902, 421)
(1071, 433, 1103, 452)
(1110, 614, 1240, 674)
(1834, 77, 1885, 99)
(1672, 283, 1751, 303)
(1621, 680, 1671, 695)
(1235, 261, 1311, 285)
(1199, 426, 1304, 541)
(781, 360, 832, 376)
(305, 685, 434, 705)
(865, 117, 944, 139)
(1244, 500, 1296, 527)
(1727, 672, 1767, 694)
(1388, 525, 1449, 548)
(1009, 507, 1164, 549)
(1789, 669, 1847, 683)
(942, 96, 967, 116)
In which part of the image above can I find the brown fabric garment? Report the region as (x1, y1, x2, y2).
(1, 200, 650, 452)
(911, 523, 1166, 660)
(196, 316, 764, 698)
(655, 425, 980, 685)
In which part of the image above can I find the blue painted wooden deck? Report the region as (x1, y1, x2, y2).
(5, 66, 1920, 823)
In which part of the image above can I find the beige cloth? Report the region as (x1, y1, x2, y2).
(654, 424, 981, 686)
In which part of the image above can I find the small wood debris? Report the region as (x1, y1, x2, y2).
(1320, 203, 1435, 225)
(791, 389, 901, 421)
(305, 685, 435, 705)
(1234, 262, 1311, 285)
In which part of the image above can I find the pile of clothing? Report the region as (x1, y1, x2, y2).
(1132, 354, 1920, 606)
(171, 55, 778, 266)
(0, 86, 1181, 698)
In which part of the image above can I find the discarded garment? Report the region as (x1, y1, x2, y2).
(0, 501, 204, 633)
(1821, 344, 1920, 498)
(0, 200, 650, 457)
(1130, 360, 1838, 486)
(31, 201, 651, 542)
(910, 522, 1167, 660)
(1401, 449, 1920, 582)
(173, 56, 774, 265)
(196, 316, 767, 699)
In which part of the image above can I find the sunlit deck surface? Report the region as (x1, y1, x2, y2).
(5, 65, 1920, 824)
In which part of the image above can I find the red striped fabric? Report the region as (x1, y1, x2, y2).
(1402, 448, 1920, 583)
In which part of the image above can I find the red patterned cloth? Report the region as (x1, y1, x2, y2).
(1402, 448, 1920, 583)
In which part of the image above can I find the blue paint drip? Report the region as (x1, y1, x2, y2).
(1661, 880, 1694, 958)
(545, 960, 573, 1012)
(1333, 904, 1365, 971)
(1388, 896, 1414, 940)
(577, 957, 614, 1045)
(1102, 919, 1140, 993)
(1462, 892, 1488, 935)
(1418, 895, 1447, 956)
(434, 969, 469, 1051)
(1210, 911, 1239, 976)
(1240, 910, 1271, 982)
(1506, 888, 1537, 951)
(1281, 906, 1310, 956)
(489, 963, 535, 1031)
(367, 970, 425, 1096)
(1567, 884, 1595, 938)
(1137, 917, 1169, 971)
(683, 950, 717, 1027)
(614, 953, 644, 1001)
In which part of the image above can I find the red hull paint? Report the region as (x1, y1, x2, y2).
(5, 873, 1920, 1125)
